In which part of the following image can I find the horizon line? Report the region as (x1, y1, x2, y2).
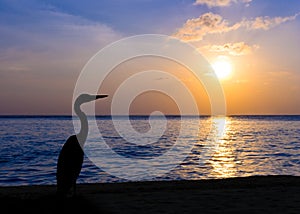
(0, 114, 300, 117)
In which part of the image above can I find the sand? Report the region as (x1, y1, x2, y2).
(1, 175, 300, 213)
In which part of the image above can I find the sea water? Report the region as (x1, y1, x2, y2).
(0, 115, 299, 186)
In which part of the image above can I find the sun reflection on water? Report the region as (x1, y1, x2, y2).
(205, 117, 238, 178)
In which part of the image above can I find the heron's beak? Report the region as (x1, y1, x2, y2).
(95, 94, 108, 99)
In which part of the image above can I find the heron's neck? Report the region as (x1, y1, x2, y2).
(74, 103, 88, 146)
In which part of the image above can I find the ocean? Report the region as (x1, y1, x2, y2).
(0, 115, 299, 186)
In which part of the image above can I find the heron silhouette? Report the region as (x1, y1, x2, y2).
(56, 94, 108, 198)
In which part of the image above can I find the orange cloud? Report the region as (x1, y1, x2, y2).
(203, 42, 259, 56)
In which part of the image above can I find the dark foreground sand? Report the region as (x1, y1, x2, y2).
(1, 175, 300, 214)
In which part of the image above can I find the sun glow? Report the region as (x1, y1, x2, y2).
(212, 57, 233, 80)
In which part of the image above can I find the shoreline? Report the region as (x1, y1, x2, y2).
(1, 175, 300, 213)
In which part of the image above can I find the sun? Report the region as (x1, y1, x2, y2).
(212, 57, 233, 80)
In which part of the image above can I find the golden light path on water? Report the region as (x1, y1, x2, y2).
(177, 117, 243, 180)
(208, 117, 238, 178)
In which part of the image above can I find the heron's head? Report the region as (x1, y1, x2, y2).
(75, 93, 108, 106)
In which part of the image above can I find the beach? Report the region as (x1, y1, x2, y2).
(1, 175, 300, 213)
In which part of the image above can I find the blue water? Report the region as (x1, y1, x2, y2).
(0, 115, 300, 186)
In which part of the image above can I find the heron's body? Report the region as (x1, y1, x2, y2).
(56, 135, 83, 197)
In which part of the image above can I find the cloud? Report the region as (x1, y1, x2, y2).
(203, 42, 259, 56)
(173, 12, 299, 41)
(242, 13, 300, 30)
(0, 5, 122, 114)
(0, 9, 122, 74)
(173, 12, 241, 41)
(194, 0, 252, 7)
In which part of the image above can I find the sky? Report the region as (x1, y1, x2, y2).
(0, 0, 299, 115)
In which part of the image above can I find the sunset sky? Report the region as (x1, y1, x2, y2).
(0, 0, 299, 115)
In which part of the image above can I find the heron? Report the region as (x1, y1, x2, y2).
(56, 94, 108, 198)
